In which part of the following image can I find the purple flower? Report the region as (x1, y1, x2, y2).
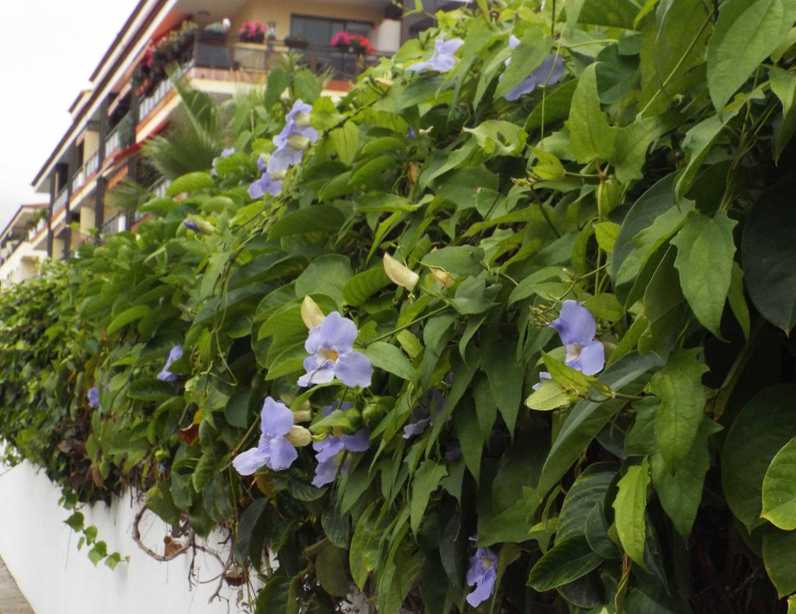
(408, 127, 417, 140)
(267, 100, 318, 175)
(248, 171, 283, 199)
(312, 429, 370, 487)
(466, 547, 498, 607)
(550, 300, 605, 376)
(87, 387, 100, 409)
(402, 417, 431, 439)
(183, 219, 200, 232)
(232, 397, 299, 475)
(298, 312, 373, 388)
(504, 35, 565, 101)
(157, 345, 183, 382)
(408, 36, 464, 73)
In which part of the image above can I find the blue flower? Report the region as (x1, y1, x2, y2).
(297, 312, 373, 388)
(266, 100, 318, 175)
(248, 168, 283, 199)
(87, 386, 100, 409)
(402, 417, 431, 439)
(408, 36, 464, 74)
(550, 300, 605, 376)
(233, 397, 300, 475)
(503, 35, 565, 101)
(183, 219, 200, 232)
(157, 345, 183, 382)
(312, 429, 370, 488)
(466, 547, 498, 607)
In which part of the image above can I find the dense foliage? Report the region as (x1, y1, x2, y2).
(2, 0, 796, 611)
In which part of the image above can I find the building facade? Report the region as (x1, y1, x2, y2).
(22, 0, 463, 283)
(0, 204, 48, 287)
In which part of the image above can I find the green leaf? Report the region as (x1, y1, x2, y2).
(166, 171, 214, 196)
(671, 211, 737, 336)
(578, 0, 639, 28)
(525, 380, 571, 411)
(411, 460, 448, 533)
(652, 418, 722, 536)
(770, 66, 796, 160)
(294, 254, 353, 307)
(722, 385, 796, 530)
(650, 349, 708, 466)
(613, 460, 650, 568)
(455, 401, 484, 481)
(675, 112, 739, 199)
(762, 437, 796, 530)
(538, 353, 662, 497)
(566, 63, 617, 164)
(364, 342, 416, 381)
(763, 528, 796, 598)
(613, 116, 668, 184)
(531, 148, 566, 181)
(728, 262, 751, 339)
(107, 305, 151, 335)
(349, 502, 382, 589)
(421, 246, 484, 276)
(321, 509, 350, 549)
(330, 121, 360, 166)
(482, 333, 525, 432)
(268, 206, 345, 240)
(316, 543, 350, 597)
(707, 0, 796, 112)
(558, 464, 616, 541)
(351, 155, 395, 187)
(343, 266, 390, 306)
(88, 541, 108, 566)
(742, 194, 796, 333)
(527, 537, 603, 591)
(265, 68, 290, 108)
(127, 378, 174, 402)
(255, 575, 292, 614)
(464, 120, 528, 157)
(233, 499, 268, 563)
(64, 512, 85, 531)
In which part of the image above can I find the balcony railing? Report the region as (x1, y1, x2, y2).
(102, 214, 126, 236)
(70, 150, 100, 196)
(53, 188, 68, 215)
(105, 114, 134, 160)
(139, 64, 190, 120)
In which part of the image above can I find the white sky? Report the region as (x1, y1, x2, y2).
(0, 0, 139, 229)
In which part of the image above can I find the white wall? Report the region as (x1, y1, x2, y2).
(0, 460, 249, 614)
(0, 242, 46, 287)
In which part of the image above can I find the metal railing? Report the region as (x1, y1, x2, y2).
(105, 114, 134, 160)
(139, 64, 190, 120)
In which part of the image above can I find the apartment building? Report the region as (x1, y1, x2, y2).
(0, 204, 48, 287)
(0, 0, 468, 285)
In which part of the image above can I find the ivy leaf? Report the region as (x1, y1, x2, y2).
(722, 385, 796, 530)
(650, 349, 708, 467)
(410, 460, 448, 534)
(527, 537, 602, 591)
(652, 418, 722, 537)
(671, 211, 737, 337)
(763, 528, 796, 598)
(707, 0, 796, 112)
(567, 63, 617, 164)
(742, 194, 796, 334)
(613, 460, 650, 568)
(762, 437, 796, 530)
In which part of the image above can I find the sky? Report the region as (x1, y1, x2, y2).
(0, 0, 140, 229)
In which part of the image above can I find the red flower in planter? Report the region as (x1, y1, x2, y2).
(330, 31, 353, 49)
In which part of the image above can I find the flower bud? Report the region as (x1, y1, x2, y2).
(383, 253, 419, 290)
(430, 267, 455, 288)
(293, 409, 312, 423)
(301, 296, 325, 329)
(286, 425, 312, 447)
(293, 111, 312, 127)
(287, 135, 311, 151)
(183, 217, 215, 234)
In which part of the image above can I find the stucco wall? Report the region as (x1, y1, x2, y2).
(0, 242, 45, 287)
(0, 459, 244, 614)
(230, 0, 386, 43)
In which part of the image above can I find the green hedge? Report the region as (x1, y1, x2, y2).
(2, 1, 796, 611)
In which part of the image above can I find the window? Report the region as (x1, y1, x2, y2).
(290, 15, 373, 47)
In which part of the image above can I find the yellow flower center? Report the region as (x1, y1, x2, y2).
(320, 348, 340, 363)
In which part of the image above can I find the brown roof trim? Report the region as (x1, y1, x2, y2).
(89, 0, 151, 82)
(32, 0, 170, 189)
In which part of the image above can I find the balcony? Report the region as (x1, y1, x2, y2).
(70, 151, 100, 196)
(52, 188, 68, 216)
(105, 114, 134, 160)
(102, 214, 126, 236)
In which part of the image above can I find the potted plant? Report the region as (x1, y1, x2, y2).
(284, 33, 309, 50)
(350, 34, 372, 56)
(331, 31, 352, 51)
(238, 20, 266, 44)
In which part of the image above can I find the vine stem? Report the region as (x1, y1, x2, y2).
(637, 10, 714, 118)
(366, 304, 450, 345)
